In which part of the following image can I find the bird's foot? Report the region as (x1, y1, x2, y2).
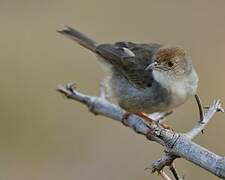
(137, 112, 174, 132)
(122, 112, 131, 126)
(122, 111, 173, 131)
(136, 112, 154, 125)
(122, 111, 155, 127)
(149, 111, 173, 122)
(159, 123, 174, 131)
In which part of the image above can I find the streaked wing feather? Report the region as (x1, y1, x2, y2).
(96, 42, 162, 88)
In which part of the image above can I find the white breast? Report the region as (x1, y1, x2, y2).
(153, 69, 198, 109)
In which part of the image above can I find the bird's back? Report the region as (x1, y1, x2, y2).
(96, 42, 162, 88)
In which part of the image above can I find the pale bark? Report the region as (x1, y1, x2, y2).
(57, 82, 225, 179)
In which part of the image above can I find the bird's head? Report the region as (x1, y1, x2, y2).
(146, 46, 192, 77)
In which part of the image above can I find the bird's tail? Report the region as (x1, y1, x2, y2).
(58, 26, 98, 52)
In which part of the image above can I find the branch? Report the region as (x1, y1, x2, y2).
(186, 99, 224, 139)
(57, 83, 225, 179)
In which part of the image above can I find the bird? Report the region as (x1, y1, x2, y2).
(58, 26, 199, 129)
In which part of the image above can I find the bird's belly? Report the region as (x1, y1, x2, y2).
(106, 76, 173, 113)
(114, 84, 191, 113)
(105, 71, 197, 114)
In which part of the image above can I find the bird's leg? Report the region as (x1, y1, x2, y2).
(149, 111, 173, 123)
(122, 111, 173, 130)
(121, 112, 131, 126)
(136, 112, 154, 125)
(160, 123, 173, 131)
(137, 112, 173, 131)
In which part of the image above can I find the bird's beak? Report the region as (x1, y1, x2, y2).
(145, 62, 158, 70)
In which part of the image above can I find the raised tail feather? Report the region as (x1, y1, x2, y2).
(58, 26, 98, 52)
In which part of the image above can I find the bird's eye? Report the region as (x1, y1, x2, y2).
(167, 61, 174, 67)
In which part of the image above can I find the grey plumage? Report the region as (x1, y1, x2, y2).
(96, 43, 162, 88)
(58, 26, 198, 114)
(58, 26, 161, 88)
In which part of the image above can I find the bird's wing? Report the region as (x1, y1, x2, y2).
(58, 27, 161, 88)
(96, 42, 162, 88)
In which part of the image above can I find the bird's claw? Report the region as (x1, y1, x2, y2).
(154, 121, 174, 131)
(160, 123, 174, 131)
(121, 112, 131, 127)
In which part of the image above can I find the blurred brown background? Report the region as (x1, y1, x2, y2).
(0, 0, 225, 179)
